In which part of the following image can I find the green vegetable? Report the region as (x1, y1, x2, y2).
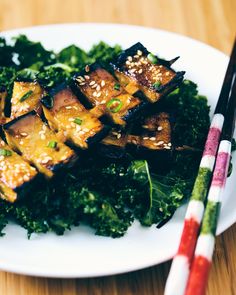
(36, 66, 71, 90)
(19, 90, 33, 102)
(13, 35, 55, 69)
(16, 68, 38, 81)
(57, 45, 88, 68)
(106, 98, 123, 113)
(0, 37, 15, 67)
(153, 81, 161, 89)
(114, 83, 120, 90)
(164, 80, 210, 149)
(88, 41, 122, 65)
(47, 141, 57, 149)
(74, 118, 83, 125)
(0, 67, 16, 116)
(0, 148, 12, 156)
(147, 53, 158, 64)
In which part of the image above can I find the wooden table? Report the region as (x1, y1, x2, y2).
(0, 0, 235, 294)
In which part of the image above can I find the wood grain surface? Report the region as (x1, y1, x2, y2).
(0, 0, 235, 294)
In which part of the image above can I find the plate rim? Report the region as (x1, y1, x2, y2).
(0, 22, 234, 278)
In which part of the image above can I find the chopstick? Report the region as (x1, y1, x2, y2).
(185, 69, 236, 295)
(164, 39, 236, 295)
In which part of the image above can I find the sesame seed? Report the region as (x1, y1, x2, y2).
(142, 125, 149, 129)
(132, 139, 137, 144)
(96, 85, 101, 91)
(89, 81, 96, 86)
(84, 75, 90, 80)
(65, 106, 72, 109)
(168, 142, 172, 146)
(78, 76, 84, 81)
(19, 140, 24, 145)
(85, 65, 90, 72)
(68, 118, 74, 122)
(129, 69, 136, 74)
(93, 91, 97, 97)
(117, 134, 122, 139)
(157, 126, 163, 131)
(101, 80, 105, 87)
(23, 175, 30, 181)
(20, 132, 28, 136)
(143, 137, 149, 140)
(164, 146, 171, 150)
(127, 56, 132, 61)
(126, 60, 131, 65)
(79, 82, 85, 86)
(91, 83, 97, 88)
(166, 72, 170, 76)
(41, 134, 46, 140)
(61, 156, 68, 161)
(134, 55, 139, 59)
(97, 92, 101, 97)
(76, 125, 81, 132)
(137, 50, 142, 56)
(41, 158, 49, 164)
(138, 69, 143, 74)
(150, 137, 156, 141)
(101, 100, 106, 104)
(157, 140, 164, 145)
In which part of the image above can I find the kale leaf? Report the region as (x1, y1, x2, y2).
(13, 35, 55, 69)
(164, 80, 210, 148)
(0, 37, 15, 67)
(57, 45, 89, 68)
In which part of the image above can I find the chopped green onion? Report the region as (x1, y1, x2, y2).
(147, 53, 158, 64)
(47, 141, 57, 149)
(74, 118, 83, 125)
(114, 83, 120, 90)
(19, 90, 33, 102)
(106, 98, 123, 113)
(0, 148, 12, 157)
(153, 81, 162, 89)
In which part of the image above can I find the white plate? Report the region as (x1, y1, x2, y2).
(0, 23, 235, 278)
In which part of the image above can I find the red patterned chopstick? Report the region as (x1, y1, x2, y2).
(164, 39, 236, 295)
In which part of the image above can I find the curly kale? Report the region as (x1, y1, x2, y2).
(0, 37, 15, 67)
(88, 41, 122, 64)
(57, 45, 89, 68)
(164, 80, 210, 148)
(13, 35, 55, 69)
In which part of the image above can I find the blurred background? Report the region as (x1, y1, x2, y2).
(0, 0, 235, 295)
(0, 0, 235, 53)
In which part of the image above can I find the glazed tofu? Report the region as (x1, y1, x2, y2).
(4, 111, 77, 178)
(73, 63, 147, 126)
(0, 138, 37, 202)
(10, 81, 44, 119)
(0, 87, 7, 124)
(128, 112, 172, 150)
(111, 42, 185, 103)
(42, 84, 108, 149)
(98, 112, 172, 158)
